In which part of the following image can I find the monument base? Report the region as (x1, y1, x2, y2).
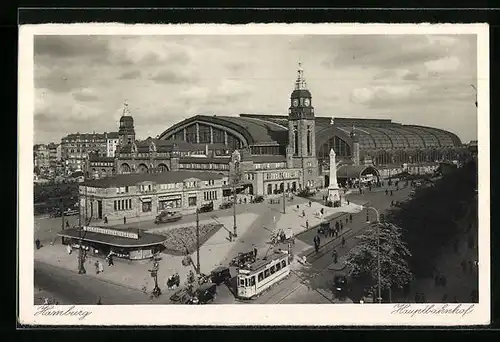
(328, 187, 340, 204)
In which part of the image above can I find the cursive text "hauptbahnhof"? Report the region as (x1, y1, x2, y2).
(391, 304, 475, 317)
(34, 305, 92, 320)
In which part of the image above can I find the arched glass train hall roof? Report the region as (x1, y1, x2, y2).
(159, 115, 462, 151)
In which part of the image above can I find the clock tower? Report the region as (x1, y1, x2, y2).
(287, 63, 318, 189)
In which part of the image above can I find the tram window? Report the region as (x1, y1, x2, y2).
(276, 262, 281, 271)
(270, 265, 276, 274)
(258, 272, 264, 282)
(240, 278, 245, 286)
(281, 260, 287, 268)
(250, 276, 255, 286)
(264, 269, 270, 278)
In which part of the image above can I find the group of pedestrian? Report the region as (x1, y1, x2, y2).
(384, 189, 394, 196)
(167, 273, 181, 290)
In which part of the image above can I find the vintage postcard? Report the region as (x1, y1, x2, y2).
(18, 23, 490, 326)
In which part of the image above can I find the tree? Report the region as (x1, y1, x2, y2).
(345, 222, 413, 293)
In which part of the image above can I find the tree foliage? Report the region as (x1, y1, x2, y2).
(385, 159, 477, 277)
(345, 222, 413, 291)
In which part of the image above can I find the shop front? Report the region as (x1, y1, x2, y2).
(58, 226, 168, 260)
(158, 194, 182, 211)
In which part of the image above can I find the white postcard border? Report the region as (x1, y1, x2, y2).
(18, 23, 490, 326)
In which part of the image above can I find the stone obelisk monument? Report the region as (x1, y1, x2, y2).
(328, 148, 340, 204)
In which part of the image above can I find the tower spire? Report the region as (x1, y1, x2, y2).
(122, 101, 130, 116)
(295, 62, 308, 90)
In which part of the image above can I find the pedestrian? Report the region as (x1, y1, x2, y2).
(332, 249, 338, 263)
(347, 199, 350, 205)
(98, 260, 104, 274)
(335, 228, 339, 238)
(390, 190, 393, 196)
(104, 216, 108, 224)
(95, 260, 101, 274)
(349, 214, 352, 223)
(335, 221, 340, 231)
(391, 200, 394, 206)
(296, 204, 299, 210)
(345, 217, 348, 225)
(320, 208, 324, 215)
(305, 220, 309, 229)
(341, 236, 346, 247)
(107, 253, 114, 266)
(35, 238, 41, 250)
(228, 230, 233, 242)
(123, 216, 127, 225)
(97, 297, 102, 305)
(302, 210, 305, 217)
(340, 221, 344, 231)
(66, 244, 72, 255)
(66, 220, 70, 229)
(273, 216, 276, 224)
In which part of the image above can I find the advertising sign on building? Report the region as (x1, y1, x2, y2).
(83, 226, 139, 239)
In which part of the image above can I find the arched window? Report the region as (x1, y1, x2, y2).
(120, 163, 131, 174)
(158, 164, 169, 172)
(137, 164, 148, 173)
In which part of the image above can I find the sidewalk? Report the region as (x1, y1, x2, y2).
(34, 212, 260, 293)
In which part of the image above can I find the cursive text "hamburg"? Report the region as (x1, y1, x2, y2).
(35, 305, 92, 320)
(391, 304, 475, 317)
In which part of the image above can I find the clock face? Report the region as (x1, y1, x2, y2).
(304, 98, 311, 106)
(292, 99, 299, 107)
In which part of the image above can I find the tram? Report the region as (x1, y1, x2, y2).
(236, 251, 290, 299)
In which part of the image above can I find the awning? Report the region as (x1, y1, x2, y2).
(140, 197, 152, 203)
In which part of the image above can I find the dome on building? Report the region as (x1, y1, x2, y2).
(290, 89, 312, 99)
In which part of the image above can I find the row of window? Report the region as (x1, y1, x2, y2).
(204, 190, 218, 201)
(91, 162, 113, 167)
(158, 183, 181, 190)
(254, 162, 287, 170)
(114, 199, 132, 211)
(265, 171, 298, 181)
(179, 163, 230, 170)
(256, 259, 288, 283)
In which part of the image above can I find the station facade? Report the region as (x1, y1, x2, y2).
(110, 64, 468, 195)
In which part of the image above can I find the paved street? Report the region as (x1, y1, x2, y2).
(33, 184, 413, 305)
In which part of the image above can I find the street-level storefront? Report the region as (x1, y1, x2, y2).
(58, 226, 167, 260)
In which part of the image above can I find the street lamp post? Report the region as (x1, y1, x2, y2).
(365, 206, 382, 304)
(282, 185, 286, 214)
(231, 150, 241, 238)
(77, 186, 86, 274)
(196, 208, 200, 274)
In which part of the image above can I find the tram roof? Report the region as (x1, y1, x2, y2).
(240, 252, 287, 273)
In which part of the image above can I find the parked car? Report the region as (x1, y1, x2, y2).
(333, 273, 348, 297)
(219, 202, 233, 210)
(190, 283, 217, 304)
(199, 202, 214, 213)
(155, 210, 183, 224)
(251, 195, 264, 203)
(210, 266, 231, 285)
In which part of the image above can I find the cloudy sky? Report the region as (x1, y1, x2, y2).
(34, 34, 477, 144)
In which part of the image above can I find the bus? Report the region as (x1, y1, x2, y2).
(236, 250, 290, 299)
